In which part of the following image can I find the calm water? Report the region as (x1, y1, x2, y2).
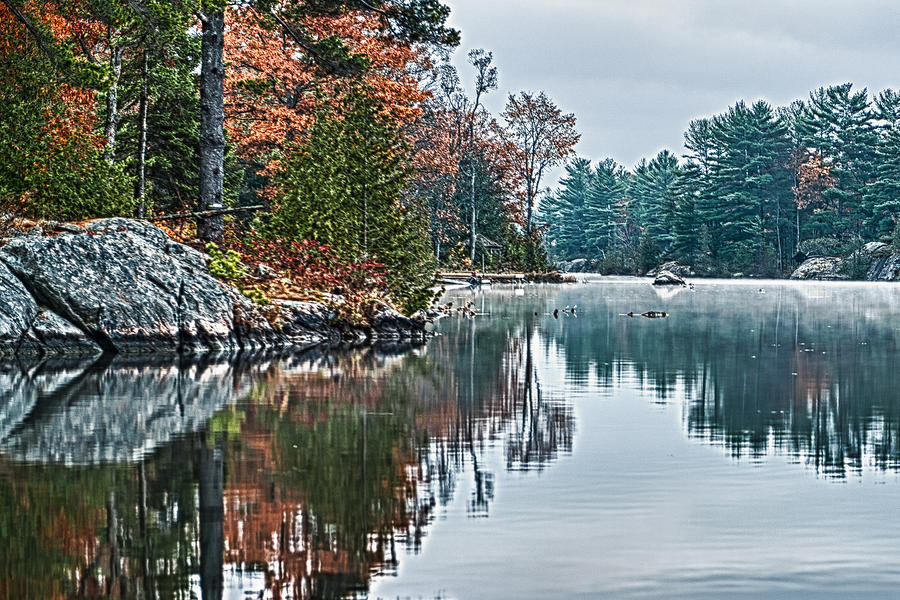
(3, 278, 900, 598)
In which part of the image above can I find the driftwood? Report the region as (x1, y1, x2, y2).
(146, 204, 265, 222)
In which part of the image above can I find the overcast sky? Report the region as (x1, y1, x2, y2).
(444, 0, 900, 181)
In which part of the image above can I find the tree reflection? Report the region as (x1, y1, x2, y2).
(539, 282, 900, 479)
(0, 326, 575, 599)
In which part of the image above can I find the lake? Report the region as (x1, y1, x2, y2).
(3, 278, 900, 598)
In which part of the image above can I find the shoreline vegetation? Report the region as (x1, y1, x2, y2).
(0, 218, 431, 357)
(0, 0, 574, 324)
(7, 2, 899, 322)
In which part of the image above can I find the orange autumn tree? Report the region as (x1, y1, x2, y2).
(792, 151, 837, 240)
(225, 6, 429, 184)
(221, 5, 450, 311)
(0, 0, 133, 220)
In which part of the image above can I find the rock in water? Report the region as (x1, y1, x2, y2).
(0, 218, 429, 355)
(652, 270, 686, 286)
(0, 218, 271, 353)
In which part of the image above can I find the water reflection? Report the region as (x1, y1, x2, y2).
(527, 280, 900, 479)
(5, 279, 897, 598)
(0, 322, 572, 598)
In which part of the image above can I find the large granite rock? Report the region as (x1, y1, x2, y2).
(0, 260, 100, 356)
(0, 218, 273, 353)
(868, 256, 900, 280)
(867, 246, 900, 281)
(652, 270, 686, 286)
(0, 260, 39, 353)
(557, 257, 602, 273)
(0, 218, 429, 355)
(789, 256, 847, 280)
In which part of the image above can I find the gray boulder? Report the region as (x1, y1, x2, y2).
(17, 308, 102, 355)
(0, 260, 39, 353)
(652, 270, 686, 286)
(790, 257, 848, 280)
(557, 257, 602, 273)
(371, 305, 427, 340)
(867, 252, 900, 281)
(276, 300, 339, 346)
(0, 218, 431, 355)
(0, 218, 274, 353)
(0, 261, 99, 356)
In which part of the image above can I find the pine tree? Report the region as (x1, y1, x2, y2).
(796, 84, 877, 238)
(671, 164, 702, 265)
(629, 149, 681, 254)
(706, 101, 792, 273)
(272, 85, 434, 311)
(864, 125, 900, 237)
(584, 159, 624, 257)
(540, 158, 594, 259)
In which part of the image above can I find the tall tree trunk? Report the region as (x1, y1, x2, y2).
(525, 179, 534, 235)
(104, 37, 123, 163)
(196, 442, 224, 600)
(137, 50, 149, 218)
(775, 196, 783, 272)
(198, 8, 225, 242)
(469, 166, 476, 264)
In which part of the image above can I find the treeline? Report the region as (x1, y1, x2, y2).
(543, 83, 900, 277)
(0, 0, 578, 313)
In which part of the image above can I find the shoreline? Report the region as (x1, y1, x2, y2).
(0, 218, 429, 357)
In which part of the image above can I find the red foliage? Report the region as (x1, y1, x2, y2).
(0, 2, 101, 155)
(229, 231, 390, 319)
(225, 7, 429, 179)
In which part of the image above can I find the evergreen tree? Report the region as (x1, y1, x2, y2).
(629, 149, 681, 254)
(272, 85, 434, 311)
(540, 158, 594, 259)
(796, 84, 877, 238)
(670, 163, 702, 265)
(864, 125, 900, 237)
(584, 158, 624, 258)
(706, 101, 792, 273)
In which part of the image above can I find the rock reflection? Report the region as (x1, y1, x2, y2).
(0, 330, 575, 599)
(0, 354, 264, 464)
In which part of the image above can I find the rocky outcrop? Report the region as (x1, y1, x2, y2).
(866, 243, 900, 281)
(790, 243, 900, 281)
(646, 261, 695, 278)
(0, 218, 427, 356)
(652, 270, 686, 286)
(868, 255, 900, 280)
(789, 257, 847, 280)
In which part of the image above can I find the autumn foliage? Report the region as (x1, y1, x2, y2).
(225, 7, 428, 175)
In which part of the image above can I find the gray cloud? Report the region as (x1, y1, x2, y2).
(445, 0, 900, 175)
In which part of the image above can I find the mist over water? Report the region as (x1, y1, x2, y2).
(2, 278, 900, 598)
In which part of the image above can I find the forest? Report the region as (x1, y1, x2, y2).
(0, 0, 578, 313)
(543, 84, 900, 277)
